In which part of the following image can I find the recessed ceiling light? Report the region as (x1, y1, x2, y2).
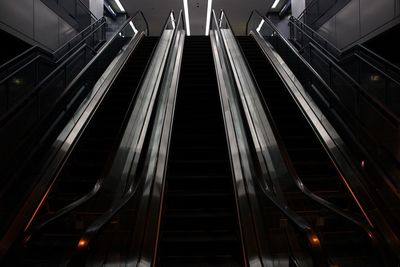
(114, 0, 125, 12)
(205, 0, 213, 36)
(271, 0, 280, 9)
(183, 0, 191, 35)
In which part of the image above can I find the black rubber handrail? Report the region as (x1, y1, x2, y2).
(22, 12, 150, 236)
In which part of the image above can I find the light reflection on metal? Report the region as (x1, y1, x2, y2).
(114, 0, 125, 12)
(183, 0, 191, 35)
(170, 13, 176, 29)
(256, 19, 265, 33)
(129, 21, 138, 35)
(271, 0, 281, 9)
(205, 0, 213, 36)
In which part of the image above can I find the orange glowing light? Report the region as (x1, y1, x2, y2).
(311, 236, 319, 244)
(77, 238, 88, 249)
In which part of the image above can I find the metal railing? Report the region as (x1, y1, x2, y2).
(289, 16, 400, 117)
(298, 0, 338, 27)
(246, 9, 400, 260)
(248, 11, 400, 163)
(213, 9, 331, 266)
(0, 11, 149, 256)
(0, 17, 107, 120)
(60, 10, 183, 264)
(42, 0, 98, 29)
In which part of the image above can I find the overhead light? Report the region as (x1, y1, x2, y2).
(271, 0, 280, 9)
(130, 21, 138, 34)
(114, 0, 125, 12)
(205, 0, 213, 36)
(183, 0, 191, 35)
(256, 19, 265, 32)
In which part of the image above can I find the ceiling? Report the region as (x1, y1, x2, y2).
(119, 0, 274, 36)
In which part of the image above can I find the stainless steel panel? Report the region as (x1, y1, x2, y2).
(335, 0, 360, 48)
(34, 0, 59, 50)
(317, 16, 336, 47)
(58, 17, 77, 47)
(0, 0, 34, 38)
(360, 0, 395, 36)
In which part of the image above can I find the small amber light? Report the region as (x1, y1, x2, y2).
(311, 235, 320, 244)
(77, 238, 88, 249)
(361, 160, 366, 169)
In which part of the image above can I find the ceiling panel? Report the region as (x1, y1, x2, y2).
(120, 0, 273, 36)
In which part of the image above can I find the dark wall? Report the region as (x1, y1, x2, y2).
(0, 29, 30, 65)
(364, 24, 400, 66)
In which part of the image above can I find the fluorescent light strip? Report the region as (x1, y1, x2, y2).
(114, 0, 125, 12)
(205, 0, 213, 36)
(130, 21, 138, 34)
(256, 19, 265, 32)
(183, 0, 191, 36)
(271, 0, 280, 9)
(170, 13, 176, 29)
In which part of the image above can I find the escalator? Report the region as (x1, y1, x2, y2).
(4, 37, 158, 266)
(238, 36, 384, 266)
(157, 36, 244, 266)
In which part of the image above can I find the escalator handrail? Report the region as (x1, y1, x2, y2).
(246, 10, 400, 261)
(242, 34, 376, 233)
(221, 8, 389, 261)
(214, 10, 328, 264)
(0, 13, 148, 258)
(0, 16, 106, 74)
(21, 11, 150, 235)
(290, 16, 400, 75)
(69, 10, 183, 255)
(224, 8, 375, 232)
(246, 10, 400, 127)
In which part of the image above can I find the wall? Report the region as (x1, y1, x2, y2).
(89, 0, 104, 19)
(318, 0, 400, 50)
(0, 0, 78, 51)
(291, 0, 306, 18)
